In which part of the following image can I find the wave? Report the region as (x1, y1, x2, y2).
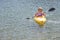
(46, 14, 54, 17)
(47, 20, 60, 24)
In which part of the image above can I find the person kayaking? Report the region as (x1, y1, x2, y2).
(34, 7, 46, 17)
(34, 7, 46, 26)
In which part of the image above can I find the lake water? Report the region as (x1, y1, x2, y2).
(0, 0, 60, 40)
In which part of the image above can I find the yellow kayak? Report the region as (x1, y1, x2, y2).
(34, 16, 46, 26)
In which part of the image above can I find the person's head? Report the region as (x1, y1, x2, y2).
(38, 7, 43, 12)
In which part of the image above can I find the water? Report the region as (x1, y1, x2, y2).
(0, 0, 60, 40)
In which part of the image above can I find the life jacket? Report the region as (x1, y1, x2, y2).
(35, 12, 44, 17)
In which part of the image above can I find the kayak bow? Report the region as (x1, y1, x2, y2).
(34, 16, 46, 26)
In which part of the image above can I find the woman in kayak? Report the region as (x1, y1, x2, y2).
(35, 7, 46, 17)
(34, 7, 46, 26)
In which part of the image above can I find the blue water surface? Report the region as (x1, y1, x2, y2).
(0, 0, 60, 40)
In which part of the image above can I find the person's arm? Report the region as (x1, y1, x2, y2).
(43, 13, 46, 16)
(42, 12, 46, 16)
(33, 13, 37, 18)
(35, 13, 39, 17)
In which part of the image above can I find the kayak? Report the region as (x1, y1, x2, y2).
(34, 16, 46, 26)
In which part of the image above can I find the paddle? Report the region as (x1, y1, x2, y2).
(26, 18, 30, 19)
(48, 7, 55, 12)
(26, 7, 56, 19)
